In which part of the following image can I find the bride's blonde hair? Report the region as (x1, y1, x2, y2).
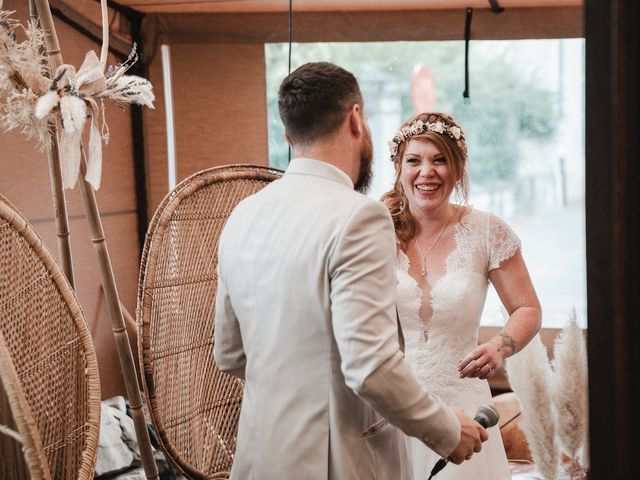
(380, 112, 469, 245)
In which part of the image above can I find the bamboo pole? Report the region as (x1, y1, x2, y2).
(28, 0, 76, 290)
(77, 151, 158, 479)
(31, 1, 159, 478)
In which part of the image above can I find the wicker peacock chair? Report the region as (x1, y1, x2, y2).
(0, 194, 101, 480)
(137, 164, 283, 479)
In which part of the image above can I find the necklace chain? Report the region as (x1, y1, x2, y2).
(414, 209, 453, 277)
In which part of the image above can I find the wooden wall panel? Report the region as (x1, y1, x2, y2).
(142, 44, 170, 217)
(172, 43, 268, 179)
(143, 42, 268, 219)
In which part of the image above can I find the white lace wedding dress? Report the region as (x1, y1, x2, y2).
(396, 208, 519, 480)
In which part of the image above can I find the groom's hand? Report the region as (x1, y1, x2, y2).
(447, 408, 489, 465)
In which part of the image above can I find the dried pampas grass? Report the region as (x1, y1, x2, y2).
(552, 309, 589, 470)
(1, 8, 155, 190)
(0, 88, 48, 146)
(0, 11, 50, 149)
(507, 310, 589, 479)
(506, 335, 559, 480)
(99, 74, 155, 108)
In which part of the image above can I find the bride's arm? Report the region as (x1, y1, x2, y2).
(458, 249, 541, 379)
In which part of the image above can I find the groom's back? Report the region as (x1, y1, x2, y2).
(219, 167, 365, 370)
(217, 165, 371, 478)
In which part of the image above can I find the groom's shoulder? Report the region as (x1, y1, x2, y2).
(333, 194, 393, 234)
(227, 176, 389, 222)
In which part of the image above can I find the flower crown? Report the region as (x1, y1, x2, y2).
(388, 119, 466, 161)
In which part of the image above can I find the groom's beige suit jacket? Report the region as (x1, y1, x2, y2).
(214, 158, 460, 479)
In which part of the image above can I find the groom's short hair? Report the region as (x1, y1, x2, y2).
(278, 62, 363, 146)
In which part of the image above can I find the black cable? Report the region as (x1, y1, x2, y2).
(428, 457, 448, 479)
(463, 7, 473, 103)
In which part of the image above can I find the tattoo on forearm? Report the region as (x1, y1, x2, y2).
(498, 333, 517, 354)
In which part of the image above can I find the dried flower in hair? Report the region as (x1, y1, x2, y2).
(388, 118, 466, 161)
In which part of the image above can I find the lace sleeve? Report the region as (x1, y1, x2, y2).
(487, 214, 521, 271)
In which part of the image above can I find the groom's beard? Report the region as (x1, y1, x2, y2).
(354, 127, 373, 194)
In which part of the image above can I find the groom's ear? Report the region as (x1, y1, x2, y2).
(348, 104, 364, 139)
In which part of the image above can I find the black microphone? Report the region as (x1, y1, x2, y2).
(427, 405, 500, 479)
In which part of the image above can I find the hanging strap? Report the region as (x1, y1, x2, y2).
(463, 7, 473, 102)
(488, 0, 505, 14)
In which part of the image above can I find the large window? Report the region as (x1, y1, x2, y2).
(266, 40, 586, 328)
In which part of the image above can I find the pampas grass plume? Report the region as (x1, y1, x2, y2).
(125, 75, 155, 108)
(552, 309, 588, 463)
(507, 335, 559, 480)
(100, 75, 155, 108)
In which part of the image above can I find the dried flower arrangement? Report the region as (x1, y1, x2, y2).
(0, 6, 154, 190)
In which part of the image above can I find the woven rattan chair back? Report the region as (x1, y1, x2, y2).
(137, 165, 283, 479)
(0, 195, 101, 480)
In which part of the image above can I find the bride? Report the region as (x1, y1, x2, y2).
(382, 112, 542, 479)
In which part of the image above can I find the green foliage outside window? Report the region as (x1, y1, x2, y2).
(265, 41, 559, 186)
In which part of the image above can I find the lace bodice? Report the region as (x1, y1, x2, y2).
(396, 208, 520, 405)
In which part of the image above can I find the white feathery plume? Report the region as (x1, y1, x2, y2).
(552, 308, 589, 467)
(35, 89, 59, 119)
(59, 95, 87, 134)
(99, 74, 155, 108)
(506, 335, 559, 480)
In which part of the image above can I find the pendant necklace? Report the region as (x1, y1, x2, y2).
(414, 209, 453, 278)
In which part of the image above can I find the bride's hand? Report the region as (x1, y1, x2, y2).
(457, 342, 503, 380)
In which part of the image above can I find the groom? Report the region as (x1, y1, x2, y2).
(214, 62, 487, 479)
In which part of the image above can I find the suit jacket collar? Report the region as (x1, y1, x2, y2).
(286, 158, 354, 189)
